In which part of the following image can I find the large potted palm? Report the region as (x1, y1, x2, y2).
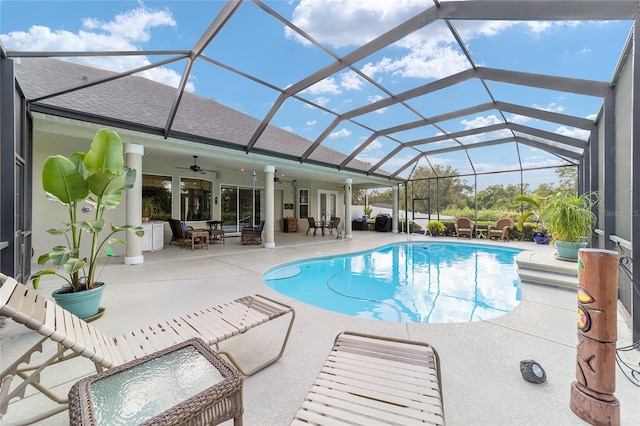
(30, 129, 144, 318)
(544, 191, 598, 261)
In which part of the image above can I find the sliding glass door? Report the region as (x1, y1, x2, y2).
(221, 185, 264, 233)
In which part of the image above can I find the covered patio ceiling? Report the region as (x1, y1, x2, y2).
(2, 0, 636, 187)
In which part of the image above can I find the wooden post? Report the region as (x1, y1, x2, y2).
(570, 248, 620, 425)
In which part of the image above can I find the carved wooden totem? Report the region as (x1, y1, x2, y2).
(570, 248, 620, 426)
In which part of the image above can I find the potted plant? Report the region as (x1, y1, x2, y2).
(544, 191, 598, 261)
(427, 220, 446, 237)
(513, 194, 551, 244)
(30, 129, 144, 318)
(142, 196, 159, 222)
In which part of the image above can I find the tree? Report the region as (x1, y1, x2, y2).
(556, 166, 577, 194)
(406, 165, 473, 211)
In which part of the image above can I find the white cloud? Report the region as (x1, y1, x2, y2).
(586, 113, 598, 120)
(306, 119, 317, 126)
(329, 128, 352, 139)
(508, 114, 531, 124)
(315, 96, 331, 107)
(533, 102, 565, 113)
(0, 6, 195, 92)
(362, 138, 383, 152)
(555, 126, 590, 140)
(460, 114, 502, 130)
(303, 77, 342, 95)
(286, 0, 431, 47)
(340, 70, 365, 90)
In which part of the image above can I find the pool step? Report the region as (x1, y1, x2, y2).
(515, 251, 578, 289)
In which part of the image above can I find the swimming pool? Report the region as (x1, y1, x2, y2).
(263, 242, 523, 323)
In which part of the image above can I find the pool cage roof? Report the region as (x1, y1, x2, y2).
(2, 1, 636, 187)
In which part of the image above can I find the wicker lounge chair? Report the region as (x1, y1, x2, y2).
(488, 217, 514, 241)
(0, 273, 295, 424)
(454, 217, 474, 238)
(292, 331, 445, 425)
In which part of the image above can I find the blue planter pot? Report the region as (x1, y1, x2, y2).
(554, 241, 588, 261)
(532, 232, 551, 245)
(52, 283, 105, 319)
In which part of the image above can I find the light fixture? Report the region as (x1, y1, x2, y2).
(520, 360, 546, 384)
(215, 196, 218, 205)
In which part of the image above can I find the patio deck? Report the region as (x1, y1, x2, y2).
(1, 230, 638, 425)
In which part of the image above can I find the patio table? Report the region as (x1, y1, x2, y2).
(68, 338, 243, 425)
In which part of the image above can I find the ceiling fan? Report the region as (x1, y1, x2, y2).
(176, 156, 216, 174)
(262, 169, 291, 184)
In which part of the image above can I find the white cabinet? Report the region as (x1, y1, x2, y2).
(141, 221, 164, 252)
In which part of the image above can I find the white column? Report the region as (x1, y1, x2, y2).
(264, 165, 275, 248)
(392, 185, 399, 233)
(344, 178, 353, 239)
(124, 143, 144, 265)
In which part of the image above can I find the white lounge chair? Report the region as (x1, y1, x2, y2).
(292, 331, 445, 425)
(0, 273, 295, 424)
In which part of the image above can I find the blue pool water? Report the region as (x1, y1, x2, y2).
(263, 242, 523, 323)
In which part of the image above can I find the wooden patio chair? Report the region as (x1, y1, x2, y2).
(306, 217, 319, 236)
(454, 217, 474, 238)
(327, 216, 341, 236)
(488, 217, 514, 241)
(291, 331, 445, 425)
(168, 218, 193, 248)
(0, 273, 295, 424)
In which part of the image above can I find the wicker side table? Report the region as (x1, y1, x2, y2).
(69, 338, 243, 425)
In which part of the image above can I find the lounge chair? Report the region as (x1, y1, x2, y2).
(454, 217, 474, 238)
(0, 273, 295, 424)
(488, 217, 514, 241)
(291, 331, 445, 425)
(168, 218, 192, 248)
(241, 219, 265, 245)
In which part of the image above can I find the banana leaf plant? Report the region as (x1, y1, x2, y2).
(513, 194, 550, 233)
(31, 129, 144, 291)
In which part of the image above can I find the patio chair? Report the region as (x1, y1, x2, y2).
(488, 217, 514, 241)
(327, 216, 340, 236)
(0, 273, 295, 424)
(306, 217, 319, 236)
(291, 331, 445, 425)
(454, 217, 474, 238)
(168, 218, 192, 248)
(241, 219, 264, 245)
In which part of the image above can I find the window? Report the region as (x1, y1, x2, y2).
(298, 188, 309, 219)
(142, 174, 172, 220)
(180, 178, 212, 221)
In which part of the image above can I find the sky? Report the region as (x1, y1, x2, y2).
(0, 0, 634, 190)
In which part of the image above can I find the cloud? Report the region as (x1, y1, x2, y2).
(303, 77, 342, 95)
(306, 119, 317, 126)
(285, 0, 430, 47)
(461, 114, 503, 130)
(362, 138, 383, 152)
(340, 70, 365, 90)
(555, 126, 590, 140)
(315, 96, 331, 107)
(329, 128, 352, 139)
(0, 6, 195, 91)
(533, 102, 565, 113)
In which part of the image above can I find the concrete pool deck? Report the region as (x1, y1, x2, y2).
(1, 231, 638, 425)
